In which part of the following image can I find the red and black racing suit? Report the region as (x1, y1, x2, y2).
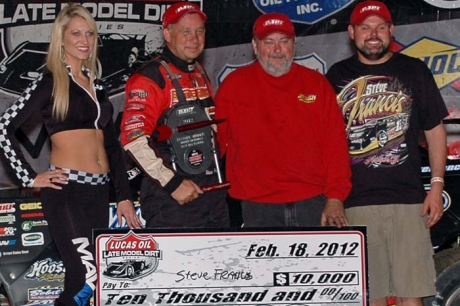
(120, 47, 229, 228)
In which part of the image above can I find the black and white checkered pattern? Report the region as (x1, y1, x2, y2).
(0, 76, 43, 187)
(49, 165, 109, 185)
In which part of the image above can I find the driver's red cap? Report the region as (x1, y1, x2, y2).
(162, 2, 207, 28)
(253, 13, 295, 39)
(350, 1, 392, 25)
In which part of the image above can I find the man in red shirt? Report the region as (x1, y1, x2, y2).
(215, 13, 351, 228)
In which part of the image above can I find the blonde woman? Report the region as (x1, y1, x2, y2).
(0, 3, 142, 305)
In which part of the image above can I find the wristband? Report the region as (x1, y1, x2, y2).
(430, 177, 444, 185)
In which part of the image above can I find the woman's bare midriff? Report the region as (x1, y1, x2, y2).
(49, 129, 110, 174)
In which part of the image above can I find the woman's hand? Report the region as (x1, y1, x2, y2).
(33, 169, 69, 189)
(116, 200, 143, 229)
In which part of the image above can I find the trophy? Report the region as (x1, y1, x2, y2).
(156, 102, 230, 193)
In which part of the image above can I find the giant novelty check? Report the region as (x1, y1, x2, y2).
(95, 227, 368, 306)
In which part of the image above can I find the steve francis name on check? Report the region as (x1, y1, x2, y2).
(176, 269, 253, 282)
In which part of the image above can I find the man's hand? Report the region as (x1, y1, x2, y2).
(423, 123, 446, 228)
(321, 198, 349, 228)
(422, 184, 444, 228)
(171, 179, 204, 205)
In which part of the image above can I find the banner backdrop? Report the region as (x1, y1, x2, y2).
(0, 0, 459, 186)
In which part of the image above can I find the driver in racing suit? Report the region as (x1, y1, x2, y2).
(120, 2, 229, 228)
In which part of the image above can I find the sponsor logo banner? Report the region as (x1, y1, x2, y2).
(0, 203, 15, 214)
(423, 0, 460, 9)
(400, 37, 460, 91)
(252, 0, 354, 24)
(28, 286, 63, 302)
(24, 258, 65, 282)
(22, 232, 44, 246)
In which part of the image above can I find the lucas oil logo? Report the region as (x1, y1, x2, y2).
(102, 231, 161, 280)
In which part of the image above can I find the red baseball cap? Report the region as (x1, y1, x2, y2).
(162, 2, 207, 28)
(350, 1, 392, 25)
(253, 13, 295, 39)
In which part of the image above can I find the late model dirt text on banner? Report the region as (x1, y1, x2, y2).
(95, 228, 368, 306)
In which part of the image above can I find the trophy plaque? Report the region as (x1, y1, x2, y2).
(156, 102, 230, 192)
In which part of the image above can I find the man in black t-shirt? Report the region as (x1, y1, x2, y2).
(326, 1, 447, 306)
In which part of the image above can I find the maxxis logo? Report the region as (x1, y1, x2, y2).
(423, 0, 460, 8)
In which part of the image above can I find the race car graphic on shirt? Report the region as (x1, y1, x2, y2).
(337, 75, 411, 167)
(347, 113, 409, 155)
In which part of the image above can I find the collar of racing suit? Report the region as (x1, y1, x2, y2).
(161, 47, 197, 73)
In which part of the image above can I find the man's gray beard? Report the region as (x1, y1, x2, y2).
(259, 57, 293, 77)
(357, 45, 390, 61)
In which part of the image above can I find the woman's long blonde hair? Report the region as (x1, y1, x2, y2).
(46, 3, 99, 121)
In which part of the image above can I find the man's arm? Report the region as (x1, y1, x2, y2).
(321, 78, 352, 228)
(422, 122, 447, 228)
(121, 74, 202, 205)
